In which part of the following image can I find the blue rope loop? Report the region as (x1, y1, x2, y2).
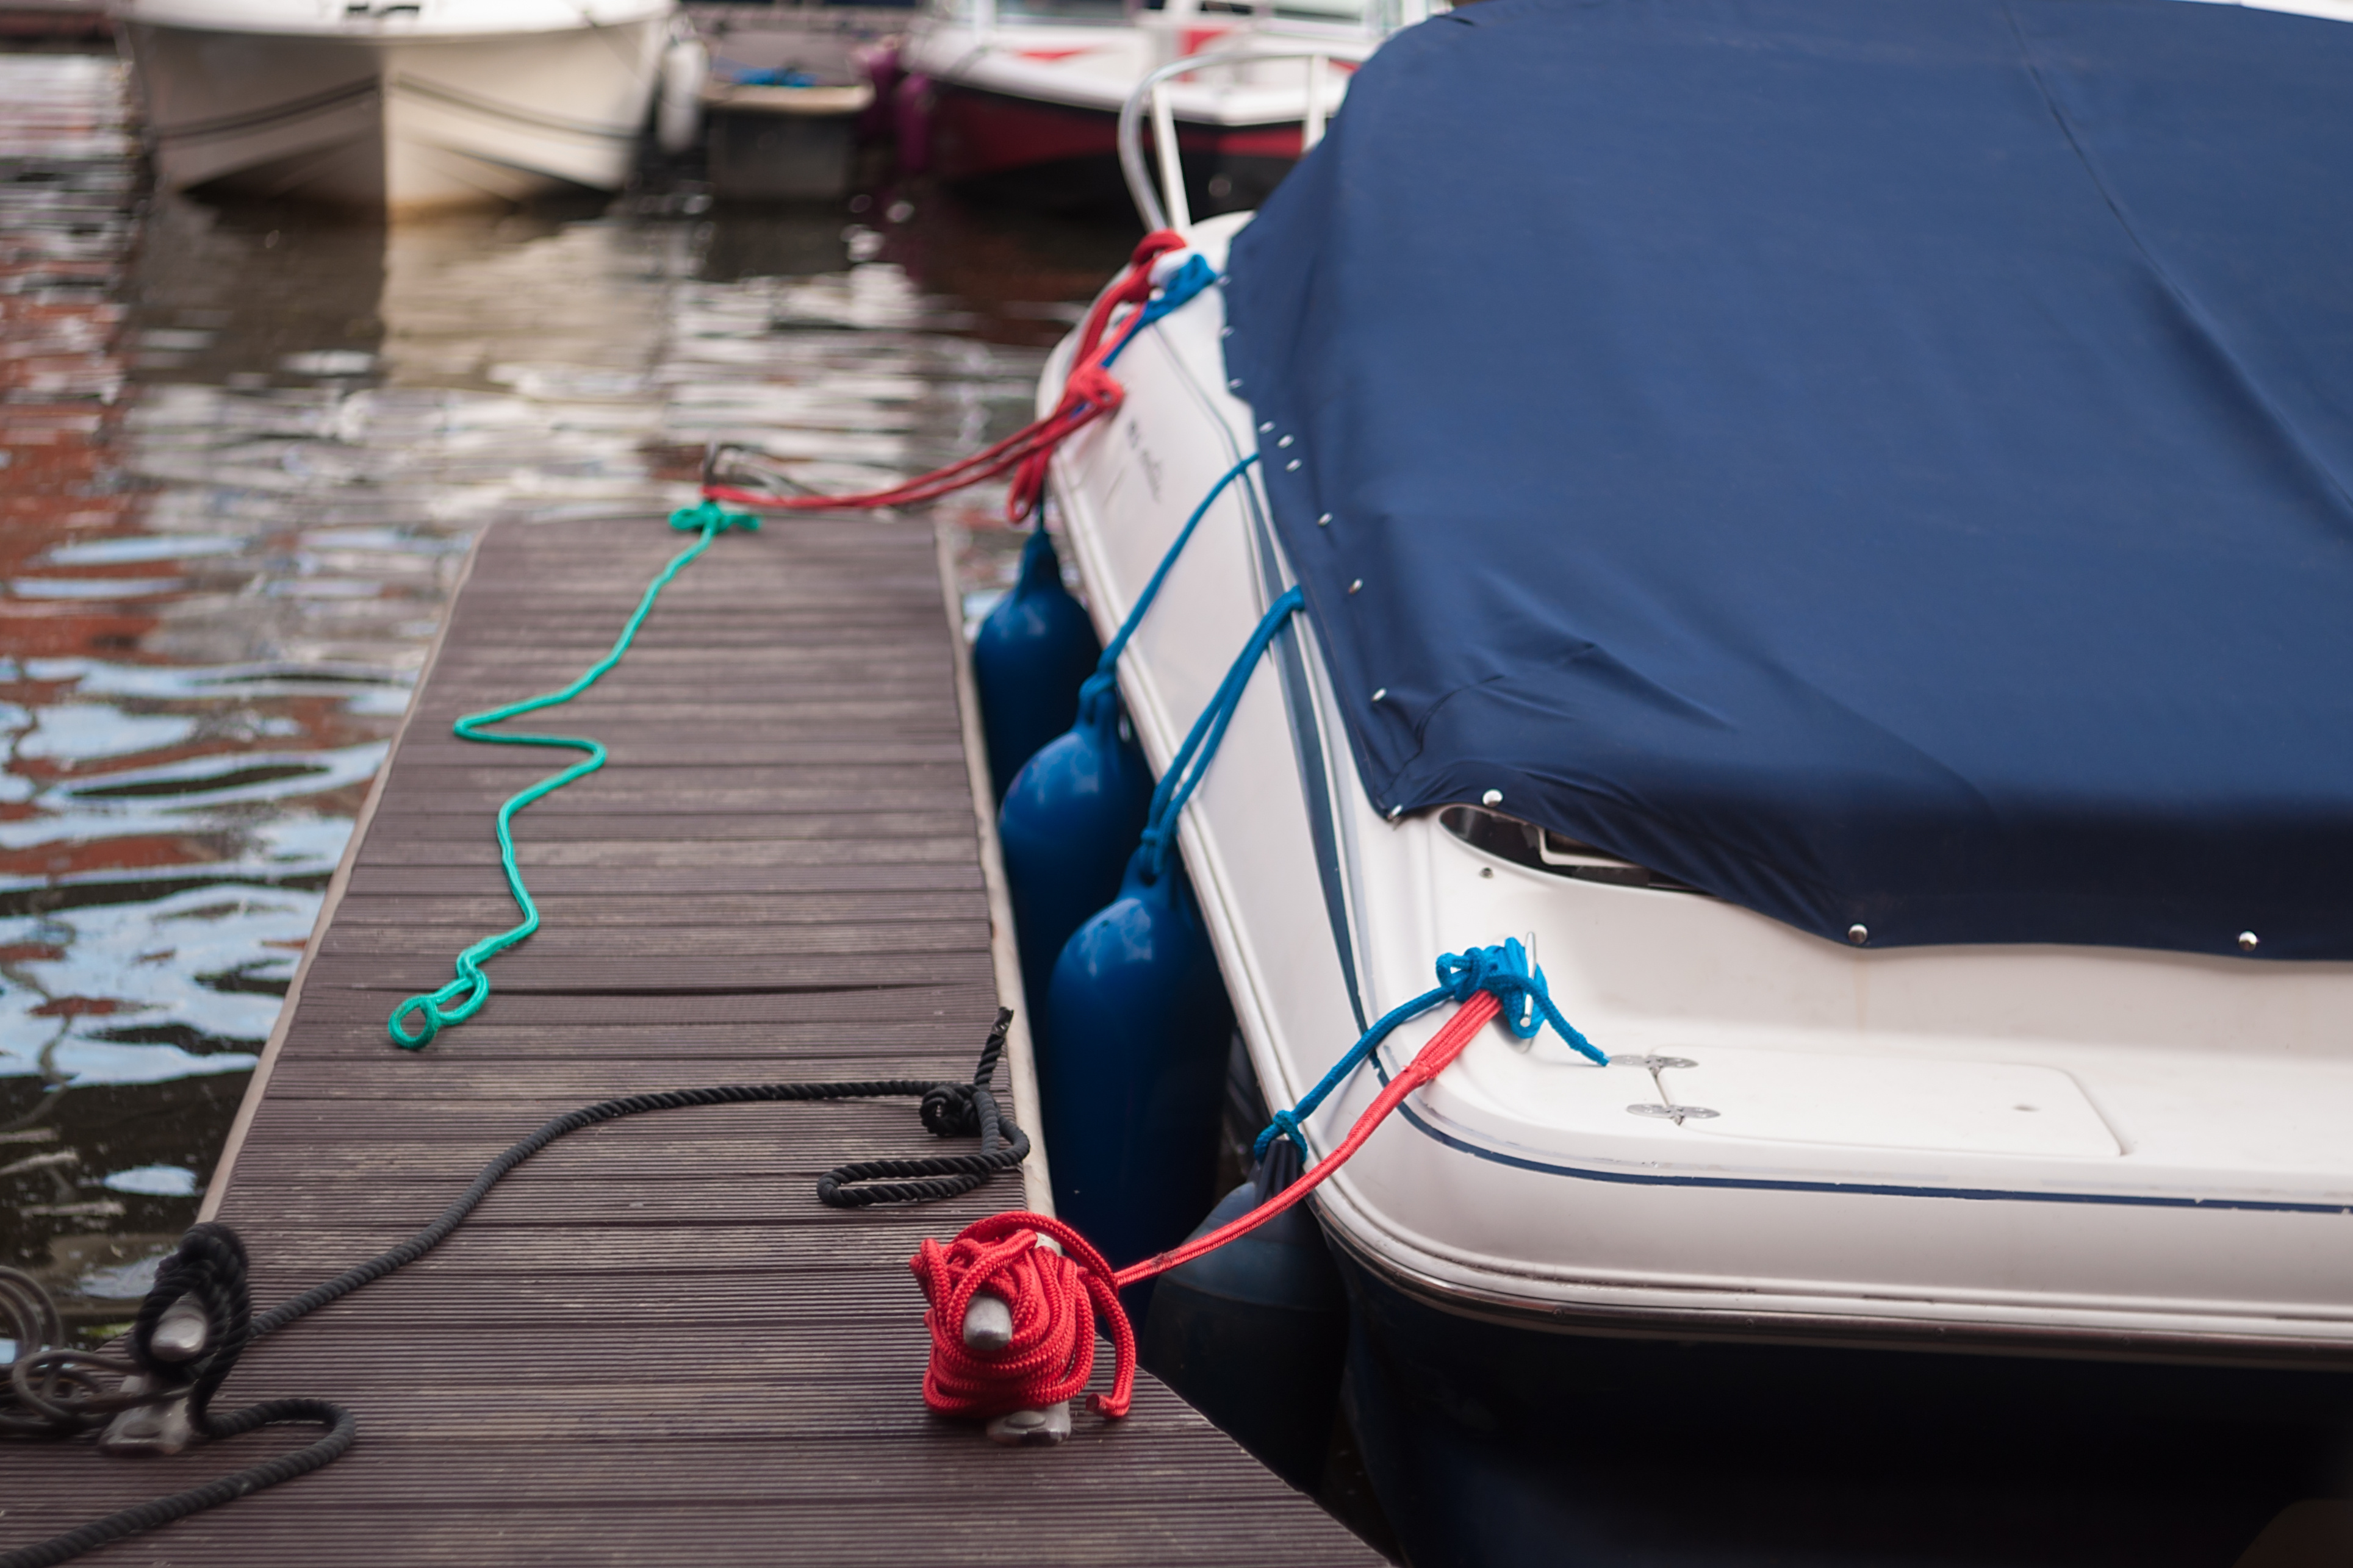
(1104, 252, 1220, 367)
(1252, 937, 1605, 1158)
(1137, 585, 1306, 881)
(386, 502, 754, 1050)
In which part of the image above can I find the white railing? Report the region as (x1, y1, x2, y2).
(1115, 49, 1342, 233)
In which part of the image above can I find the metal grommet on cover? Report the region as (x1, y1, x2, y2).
(1371, 688, 1387, 703)
(1481, 789, 1503, 807)
(1317, 513, 1332, 526)
(2239, 930, 2260, 953)
(1386, 804, 1403, 820)
(1847, 923, 1869, 945)
(1348, 578, 1362, 593)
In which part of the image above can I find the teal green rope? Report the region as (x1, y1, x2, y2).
(387, 501, 760, 1049)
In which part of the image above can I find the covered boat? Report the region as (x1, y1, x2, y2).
(1034, 0, 2353, 1559)
(118, 0, 675, 209)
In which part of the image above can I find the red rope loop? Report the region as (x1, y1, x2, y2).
(708, 229, 1188, 525)
(910, 990, 1514, 1428)
(908, 1211, 1137, 1420)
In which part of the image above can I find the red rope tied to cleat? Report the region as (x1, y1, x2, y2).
(909, 1212, 1137, 1419)
(702, 229, 1189, 524)
(912, 984, 1518, 1425)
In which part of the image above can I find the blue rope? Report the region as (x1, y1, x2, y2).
(1137, 586, 1306, 880)
(1103, 253, 1219, 368)
(1254, 937, 1606, 1158)
(386, 500, 760, 1049)
(1072, 451, 1260, 725)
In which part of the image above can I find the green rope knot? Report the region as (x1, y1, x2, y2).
(668, 499, 760, 534)
(389, 957, 497, 1049)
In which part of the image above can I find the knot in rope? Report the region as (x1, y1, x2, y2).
(910, 1212, 1135, 1422)
(1262, 1107, 1304, 1155)
(387, 962, 489, 1051)
(919, 1082, 982, 1139)
(666, 499, 760, 534)
(1435, 938, 1606, 1062)
(1005, 360, 1129, 523)
(1251, 937, 1606, 1161)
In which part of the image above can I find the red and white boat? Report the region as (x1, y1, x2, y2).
(883, 0, 1426, 211)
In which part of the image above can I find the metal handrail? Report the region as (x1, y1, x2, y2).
(1116, 48, 1345, 233)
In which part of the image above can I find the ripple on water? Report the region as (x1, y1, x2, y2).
(0, 46, 1138, 1330)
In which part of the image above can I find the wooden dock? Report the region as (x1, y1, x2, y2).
(2, 515, 1382, 1566)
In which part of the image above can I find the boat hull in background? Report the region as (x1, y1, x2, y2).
(914, 76, 1301, 213)
(887, 16, 1367, 215)
(122, 16, 665, 209)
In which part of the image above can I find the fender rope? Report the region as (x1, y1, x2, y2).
(386, 500, 760, 1049)
(909, 942, 1597, 1423)
(1, 1013, 1027, 1568)
(1137, 586, 1304, 881)
(1060, 450, 1262, 739)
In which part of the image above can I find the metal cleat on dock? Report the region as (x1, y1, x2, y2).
(96, 1294, 212, 1457)
(963, 1288, 1072, 1447)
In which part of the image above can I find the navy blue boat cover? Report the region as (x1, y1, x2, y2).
(1223, 0, 2353, 959)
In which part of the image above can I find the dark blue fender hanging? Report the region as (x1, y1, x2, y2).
(971, 528, 1099, 799)
(998, 672, 1153, 1036)
(1140, 1137, 1349, 1491)
(1040, 847, 1234, 1283)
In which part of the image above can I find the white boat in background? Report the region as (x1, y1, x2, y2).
(117, 0, 675, 209)
(888, 0, 1429, 212)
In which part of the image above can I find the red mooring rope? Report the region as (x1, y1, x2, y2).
(910, 991, 1505, 1421)
(703, 229, 1188, 524)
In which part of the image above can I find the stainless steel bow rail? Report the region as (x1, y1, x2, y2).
(1117, 49, 1348, 234)
(0, 1018, 1027, 1568)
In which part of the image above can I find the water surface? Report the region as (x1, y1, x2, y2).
(0, 48, 1132, 1333)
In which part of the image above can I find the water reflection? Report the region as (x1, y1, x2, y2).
(0, 46, 1135, 1330)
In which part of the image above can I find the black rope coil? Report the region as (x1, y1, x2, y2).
(0, 1011, 1028, 1568)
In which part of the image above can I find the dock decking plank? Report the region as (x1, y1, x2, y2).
(5, 515, 1381, 1567)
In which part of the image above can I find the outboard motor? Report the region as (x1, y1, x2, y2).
(971, 528, 1099, 798)
(998, 672, 1152, 1028)
(1141, 1136, 1349, 1491)
(1040, 848, 1232, 1292)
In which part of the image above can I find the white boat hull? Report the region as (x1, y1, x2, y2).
(1043, 212, 2353, 1366)
(123, 16, 665, 209)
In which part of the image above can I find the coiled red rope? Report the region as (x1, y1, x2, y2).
(910, 990, 1504, 1422)
(704, 229, 1188, 525)
(909, 1212, 1137, 1419)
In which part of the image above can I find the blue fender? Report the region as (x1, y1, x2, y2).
(1140, 1139, 1349, 1490)
(998, 674, 1153, 1039)
(971, 528, 1100, 800)
(1040, 848, 1234, 1275)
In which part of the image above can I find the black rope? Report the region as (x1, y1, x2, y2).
(0, 1009, 1027, 1568)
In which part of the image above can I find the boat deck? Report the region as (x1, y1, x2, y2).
(2, 515, 1381, 1567)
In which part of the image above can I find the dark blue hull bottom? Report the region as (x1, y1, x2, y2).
(1338, 1257, 2353, 1567)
